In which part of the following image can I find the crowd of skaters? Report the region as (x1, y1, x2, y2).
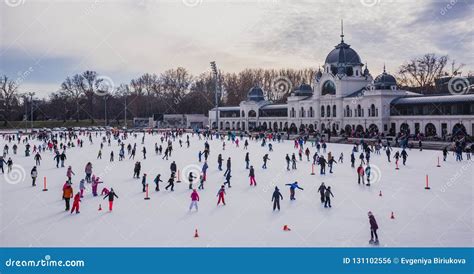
(1, 128, 473, 244)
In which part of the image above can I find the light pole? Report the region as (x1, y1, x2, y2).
(210, 61, 219, 131)
(124, 95, 127, 129)
(27, 92, 35, 132)
(104, 95, 108, 127)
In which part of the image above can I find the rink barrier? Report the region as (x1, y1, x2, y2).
(176, 170, 181, 183)
(42, 176, 48, 191)
(144, 184, 150, 200)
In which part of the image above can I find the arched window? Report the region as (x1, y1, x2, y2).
(332, 105, 336, 117)
(370, 104, 376, 117)
(309, 107, 314, 117)
(248, 110, 257, 117)
(326, 105, 331, 117)
(300, 107, 305, 117)
(357, 105, 361, 117)
(321, 106, 325, 117)
(241, 111, 245, 117)
(345, 105, 350, 117)
(290, 107, 295, 118)
(321, 80, 336, 96)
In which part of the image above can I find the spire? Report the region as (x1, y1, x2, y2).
(340, 19, 344, 43)
(383, 63, 386, 73)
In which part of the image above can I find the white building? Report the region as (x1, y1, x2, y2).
(209, 31, 474, 138)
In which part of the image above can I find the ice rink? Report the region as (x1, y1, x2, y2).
(1, 132, 472, 247)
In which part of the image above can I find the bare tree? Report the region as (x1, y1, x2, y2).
(60, 74, 84, 122)
(397, 54, 449, 93)
(0, 75, 20, 126)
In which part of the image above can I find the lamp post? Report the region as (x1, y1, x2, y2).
(124, 95, 127, 129)
(210, 61, 219, 131)
(27, 92, 35, 132)
(104, 96, 108, 127)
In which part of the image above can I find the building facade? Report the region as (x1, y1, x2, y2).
(209, 32, 474, 138)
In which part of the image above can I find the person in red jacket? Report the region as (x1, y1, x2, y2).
(217, 185, 226, 206)
(357, 164, 365, 185)
(189, 189, 200, 211)
(70, 192, 81, 214)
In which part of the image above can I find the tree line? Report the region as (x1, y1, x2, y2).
(0, 53, 470, 126)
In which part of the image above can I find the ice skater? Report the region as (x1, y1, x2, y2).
(317, 182, 326, 203)
(216, 185, 226, 206)
(103, 188, 118, 211)
(249, 165, 256, 186)
(324, 186, 334, 208)
(271, 186, 283, 211)
(189, 189, 199, 211)
(368, 211, 379, 245)
(285, 181, 303, 200)
(70, 192, 81, 214)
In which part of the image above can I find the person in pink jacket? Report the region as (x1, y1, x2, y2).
(91, 176, 102, 196)
(189, 189, 200, 211)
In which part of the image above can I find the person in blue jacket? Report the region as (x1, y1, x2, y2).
(285, 181, 304, 200)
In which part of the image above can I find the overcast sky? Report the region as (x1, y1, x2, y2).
(1, 0, 473, 98)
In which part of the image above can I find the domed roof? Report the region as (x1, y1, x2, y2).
(374, 66, 397, 89)
(325, 22, 362, 65)
(325, 42, 362, 65)
(247, 86, 265, 102)
(293, 83, 313, 96)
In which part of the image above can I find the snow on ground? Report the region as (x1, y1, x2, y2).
(0, 132, 472, 247)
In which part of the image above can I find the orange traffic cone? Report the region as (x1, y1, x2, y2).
(98, 204, 102, 211)
(390, 211, 395, 219)
(283, 225, 291, 231)
(379, 191, 382, 197)
(194, 229, 199, 238)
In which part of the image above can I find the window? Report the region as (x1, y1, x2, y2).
(332, 105, 336, 117)
(290, 108, 295, 118)
(321, 80, 336, 96)
(321, 106, 325, 117)
(300, 107, 305, 117)
(357, 105, 361, 117)
(326, 105, 331, 117)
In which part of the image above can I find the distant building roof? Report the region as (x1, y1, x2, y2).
(391, 94, 474, 105)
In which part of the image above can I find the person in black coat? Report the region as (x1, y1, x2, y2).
(223, 157, 231, 177)
(324, 186, 334, 208)
(170, 161, 177, 173)
(271, 187, 283, 211)
(103, 188, 119, 211)
(317, 182, 326, 203)
(368, 211, 379, 244)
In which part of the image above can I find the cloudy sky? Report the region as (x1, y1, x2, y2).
(1, 0, 473, 97)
